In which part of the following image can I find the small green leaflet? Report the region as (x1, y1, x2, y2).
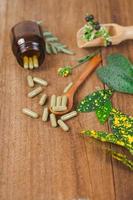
(96, 99, 112, 124)
(77, 89, 113, 112)
(96, 54, 133, 94)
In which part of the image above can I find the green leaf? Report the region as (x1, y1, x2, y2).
(96, 99, 112, 124)
(109, 108, 133, 147)
(97, 54, 133, 94)
(77, 89, 113, 112)
(81, 129, 133, 154)
(42, 29, 74, 55)
(108, 150, 133, 171)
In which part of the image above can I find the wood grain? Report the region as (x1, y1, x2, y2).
(0, 0, 133, 200)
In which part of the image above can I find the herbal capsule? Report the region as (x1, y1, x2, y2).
(33, 55, 39, 68)
(29, 57, 34, 69)
(61, 95, 68, 107)
(50, 113, 57, 127)
(63, 82, 73, 93)
(33, 77, 48, 86)
(58, 119, 69, 131)
(42, 107, 49, 121)
(56, 96, 62, 106)
(23, 56, 29, 69)
(39, 94, 47, 106)
(22, 108, 39, 118)
(28, 86, 43, 98)
(50, 95, 56, 108)
(52, 106, 67, 112)
(27, 75, 34, 87)
(60, 111, 78, 121)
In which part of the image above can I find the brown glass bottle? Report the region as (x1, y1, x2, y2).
(11, 20, 45, 69)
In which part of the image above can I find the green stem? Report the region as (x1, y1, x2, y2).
(72, 50, 100, 69)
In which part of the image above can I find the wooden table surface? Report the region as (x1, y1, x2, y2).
(0, 0, 133, 199)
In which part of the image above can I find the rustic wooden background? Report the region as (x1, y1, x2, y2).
(0, 0, 133, 199)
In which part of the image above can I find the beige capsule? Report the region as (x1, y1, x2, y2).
(23, 56, 29, 69)
(57, 119, 69, 131)
(50, 113, 57, 127)
(61, 95, 68, 107)
(39, 94, 47, 106)
(22, 108, 39, 118)
(28, 86, 43, 98)
(56, 96, 62, 106)
(60, 111, 78, 121)
(50, 95, 56, 108)
(27, 75, 34, 88)
(29, 57, 34, 69)
(33, 55, 39, 68)
(33, 77, 48, 86)
(52, 106, 67, 112)
(42, 107, 49, 122)
(63, 82, 73, 93)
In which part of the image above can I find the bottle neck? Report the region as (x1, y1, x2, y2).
(17, 39, 40, 55)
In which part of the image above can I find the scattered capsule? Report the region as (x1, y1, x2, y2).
(42, 107, 49, 122)
(61, 95, 68, 107)
(52, 106, 67, 112)
(29, 57, 34, 69)
(50, 113, 57, 127)
(33, 55, 39, 68)
(22, 108, 39, 118)
(23, 56, 29, 69)
(56, 96, 62, 106)
(50, 95, 56, 108)
(63, 82, 73, 93)
(28, 86, 43, 98)
(60, 111, 78, 121)
(33, 77, 48, 86)
(39, 94, 47, 106)
(58, 119, 69, 131)
(27, 75, 34, 88)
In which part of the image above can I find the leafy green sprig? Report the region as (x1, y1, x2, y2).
(58, 50, 100, 77)
(36, 21, 74, 55)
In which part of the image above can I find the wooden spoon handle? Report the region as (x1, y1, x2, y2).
(67, 54, 102, 96)
(123, 26, 133, 39)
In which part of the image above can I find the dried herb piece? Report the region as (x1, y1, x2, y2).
(77, 89, 113, 112)
(108, 150, 133, 170)
(96, 99, 112, 124)
(81, 129, 133, 154)
(97, 54, 133, 94)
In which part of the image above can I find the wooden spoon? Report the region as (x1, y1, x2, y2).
(50, 54, 102, 115)
(77, 23, 133, 48)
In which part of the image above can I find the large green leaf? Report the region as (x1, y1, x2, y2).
(76, 89, 113, 112)
(96, 54, 133, 94)
(96, 99, 112, 124)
